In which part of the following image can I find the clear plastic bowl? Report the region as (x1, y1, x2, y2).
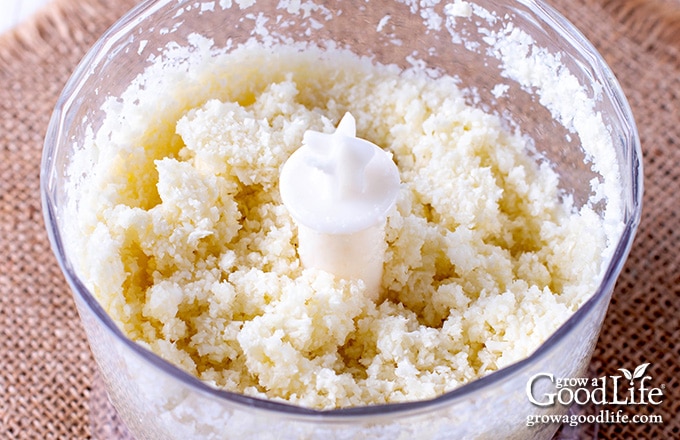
(41, 0, 642, 438)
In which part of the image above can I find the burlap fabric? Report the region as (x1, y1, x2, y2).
(0, 0, 678, 438)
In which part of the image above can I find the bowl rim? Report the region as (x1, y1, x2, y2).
(40, 0, 644, 420)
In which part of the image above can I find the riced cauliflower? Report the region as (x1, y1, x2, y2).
(69, 42, 609, 410)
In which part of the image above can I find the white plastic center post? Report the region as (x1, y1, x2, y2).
(279, 112, 400, 300)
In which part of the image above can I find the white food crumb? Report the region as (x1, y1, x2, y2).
(445, 0, 472, 18)
(236, 0, 256, 9)
(491, 83, 509, 98)
(377, 15, 391, 32)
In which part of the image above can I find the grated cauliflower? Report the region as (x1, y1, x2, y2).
(70, 42, 608, 410)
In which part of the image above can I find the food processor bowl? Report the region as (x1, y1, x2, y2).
(41, 0, 642, 438)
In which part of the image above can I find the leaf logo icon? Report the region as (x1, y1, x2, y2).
(619, 363, 650, 386)
(618, 368, 632, 383)
(633, 363, 650, 380)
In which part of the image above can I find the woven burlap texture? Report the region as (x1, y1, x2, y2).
(0, 0, 678, 438)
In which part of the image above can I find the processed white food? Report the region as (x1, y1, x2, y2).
(69, 42, 611, 410)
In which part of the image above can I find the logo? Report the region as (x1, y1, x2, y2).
(525, 363, 666, 428)
(526, 363, 665, 407)
(618, 362, 651, 386)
